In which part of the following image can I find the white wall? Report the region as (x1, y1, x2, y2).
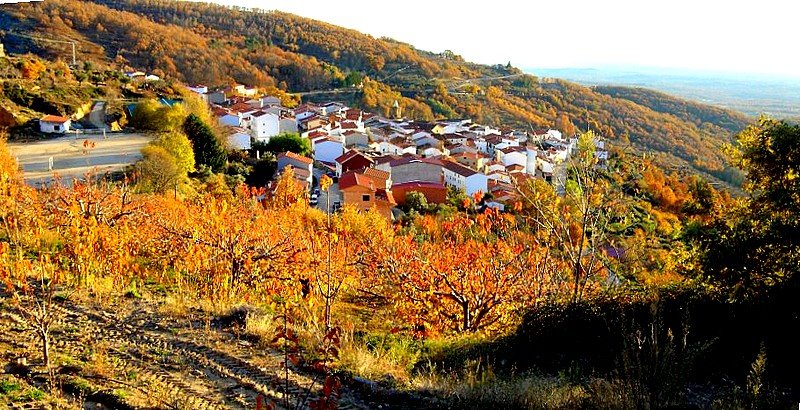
(227, 133, 251, 150)
(219, 114, 242, 128)
(39, 120, 70, 134)
(252, 113, 280, 143)
(314, 141, 344, 164)
(465, 174, 488, 196)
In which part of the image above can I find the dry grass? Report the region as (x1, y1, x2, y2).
(337, 332, 416, 385)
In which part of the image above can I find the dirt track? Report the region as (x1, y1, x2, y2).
(0, 296, 372, 409)
(7, 132, 153, 187)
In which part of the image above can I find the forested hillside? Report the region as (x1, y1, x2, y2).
(0, 0, 750, 185)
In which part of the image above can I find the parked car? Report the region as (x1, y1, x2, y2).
(313, 188, 320, 196)
(309, 196, 319, 206)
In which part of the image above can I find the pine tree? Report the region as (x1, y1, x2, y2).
(183, 114, 227, 172)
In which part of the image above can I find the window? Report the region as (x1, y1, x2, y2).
(362, 194, 370, 201)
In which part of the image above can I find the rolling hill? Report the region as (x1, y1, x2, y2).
(0, 0, 752, 186)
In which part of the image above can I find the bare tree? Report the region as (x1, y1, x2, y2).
(519, 131, 624, 302)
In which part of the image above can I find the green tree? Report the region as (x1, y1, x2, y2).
(136, 145, 181, 193)
(263, 133, 312, 157)
(696, 117, 800, 297)
(152, 131, 195, 175)
(131, 99, 187, 132)
(446, 186, 471, 211)
(343, 71, 364, 87)
(405, 191, 429, 213)
(183, 114, 227, 172)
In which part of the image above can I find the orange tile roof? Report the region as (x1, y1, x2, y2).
(339, 171, 375, 191)
(362, 168, 390, 187)
(278, 151, 313, 165)
(40, 115, 70, 123)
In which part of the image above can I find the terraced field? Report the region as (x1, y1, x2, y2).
(0, 295, 392, 409)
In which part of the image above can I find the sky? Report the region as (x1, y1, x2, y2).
(201, 0, 800, 79)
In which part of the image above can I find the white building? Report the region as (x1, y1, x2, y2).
(497, 147, 527, 169)
(226, 128, 252, 150)
(525, 147, 538, 175)
(186, 84, 208, 94)
(39, 115, 71, 134)
(251, 111, 280, 143)
(313, 138, 345, 164)
(219, 112, 245, 128)
(279, 117, 298, 134)
(442, 161, 488, 196)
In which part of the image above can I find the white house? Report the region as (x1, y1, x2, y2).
(442, 160, 488, 196)
(538, 155, 555, 176)
(313, 137, 345, 164)
(219, 112, 245, 128)
(279, 117, 298, 134)
(421, 146, 445, 158)
(39, 115, 71, 134)
(186, 84, 208, 94)
(226, 128, 252, 150)
(251, 111, 280, 143)
(497, 147, 527, 170)
(378, 138, 416, 156)
(525, 147, 538, 175)
(295, 106, 317, 122)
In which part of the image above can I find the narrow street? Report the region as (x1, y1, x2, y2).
(312, 166, 341, 213)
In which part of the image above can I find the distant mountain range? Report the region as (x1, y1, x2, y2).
(529, 67, 800, 119)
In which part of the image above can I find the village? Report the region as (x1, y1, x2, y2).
(31, 75, 608, 219)
(184, 82, 609, 219)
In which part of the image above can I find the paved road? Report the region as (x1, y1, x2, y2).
(7, 132, 153, 187)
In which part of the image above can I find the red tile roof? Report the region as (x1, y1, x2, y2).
(362, 168, 390, 187)
(335, 149, 373, 165)
(40, 115, 70, 123)
(339, 171, 376, 190)
(442, 160, 478, 177)
(278, 151, 313, 165)
(230, 102, 254, 113)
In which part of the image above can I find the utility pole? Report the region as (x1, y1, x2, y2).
(4, 32, 78, 66)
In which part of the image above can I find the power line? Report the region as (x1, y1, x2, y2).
(2, 31, 78, 66)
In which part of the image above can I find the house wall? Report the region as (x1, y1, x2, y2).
(464, 174, 488, 196)
(341, 186, 374, 211)
(252, 113, 280, 142)
(391, 162, 442, 184)
(219, 114, 242, 127)
(443, 169, 466, 190)
(503, 152, 527, 168)
(345, 133, 369, 148)
(279, 118, 298, 134)
(39, 120, 70, 134)
(227, 133, 251, 150)
(314, 141, 344, 164)
(207, 92, 226, 104)
(392, 184, 447, 205)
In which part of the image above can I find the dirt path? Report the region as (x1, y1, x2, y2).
(0, 297, 370, 409)
(7, 132, 153, 187)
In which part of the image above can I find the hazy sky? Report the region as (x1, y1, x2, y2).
(202, 0, 799, 79)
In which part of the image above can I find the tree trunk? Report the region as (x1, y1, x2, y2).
(39, 326, 50, 370)
(462, 302, 471, 332)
